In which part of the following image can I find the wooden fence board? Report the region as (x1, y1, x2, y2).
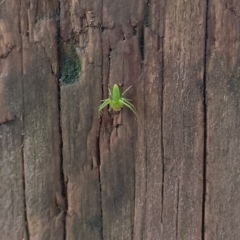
(206, 1, 240, 239)
(1, 0, 240, 239)
(0, 49, 25, 239)
(100, 1, 143, 240)
(22, 18, 65, 240)
(0, 2, 25, 239)
(162, 1, 206, 239)
(61, 73, 103, 240)
(1, 0, 65, 239)
(60, 1, 103, 239)
(22, 33, 64, 240)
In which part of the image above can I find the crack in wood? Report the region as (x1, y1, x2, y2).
(0, 114, 16, 125)
(0, 45, 15, 59)
(145, 0, 151, 28)
(98, 39, 104, 239)
(98, 164, 104, 240)
(176, 178, 180, 240)
(57, 8, 68, 238)
(131, 137, 135, 240)
(202, 0, 209, 239)
(225, 3, 240, 18)
(142, 72, 148, 238)
(21, 139, 30, 240)
(97, 112, 104, 240)
(20, 61, 29, 240)
(160, 35, 165, 225)
(139, 26, 145, 62)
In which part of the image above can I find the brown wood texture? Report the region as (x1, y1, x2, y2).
(0, 2, 25, 239)
(1, 0, 240, 239)
(205, 1, 240, 240)
(0, 0, 65, 239)
(162, 1, 205, 239)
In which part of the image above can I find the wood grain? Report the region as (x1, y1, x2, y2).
(1, 0, 240, 239)
(1, 0, 65, 239)
(205, 1, 240, 239)
(0, 1, 25, 239)
(162, 0, 206, 239)
(60, 0, 103, 239)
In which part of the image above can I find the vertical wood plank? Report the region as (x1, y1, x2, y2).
(133, 0, 165, 239)
(5, 0, 240, 239)
(133, 29, 164, 240)
(1, 0, 65, 239)
(206, 1, 240, 239)
(163, 0, 205, 239)
(60, 0, 103, 239)
(0, 1, 25, 239)
(21, 1, 65, 239)
(100, 1, 144, 239)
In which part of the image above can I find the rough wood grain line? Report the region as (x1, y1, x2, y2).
(205, 1, 240, 240)
(162, 0, 205, 239)
(0, 1, 25, 239)
(20, 1, 65, 239)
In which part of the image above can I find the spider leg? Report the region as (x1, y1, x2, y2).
(123, 98, 132, 101)
(120, 98, 138, 116)
(122, 85, 132, 96)
(99, 98, 111, 113)
(121, 97, 136, 108)
(101, 88, 112, 102)
(108, 87, 112, 97)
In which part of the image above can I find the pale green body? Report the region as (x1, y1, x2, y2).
(99, 84, 137, 116)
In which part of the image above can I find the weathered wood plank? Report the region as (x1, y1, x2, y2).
(5, 0, 240, 239)
(140, 28, 163, 240)
(60, 0, 207, 239)
(60, 0, 103, 239)
(0, 1, 25, 239)
(100, 1, 144, 239)
(20, 2, 65, 239)
(162, 0, 205, 239)
(206, 1, 240, 239)
(61, 70, 103, 240)
(1, 0, 66, 239)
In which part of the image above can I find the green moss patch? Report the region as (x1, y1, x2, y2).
(61, 45, 81, 85)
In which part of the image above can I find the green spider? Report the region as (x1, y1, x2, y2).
(99, 84, 137, 116)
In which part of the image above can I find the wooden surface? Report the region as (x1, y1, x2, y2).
(0, 0, 240, 239)
(0, 2, 25, 239)
(206, 1, 240, 240)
